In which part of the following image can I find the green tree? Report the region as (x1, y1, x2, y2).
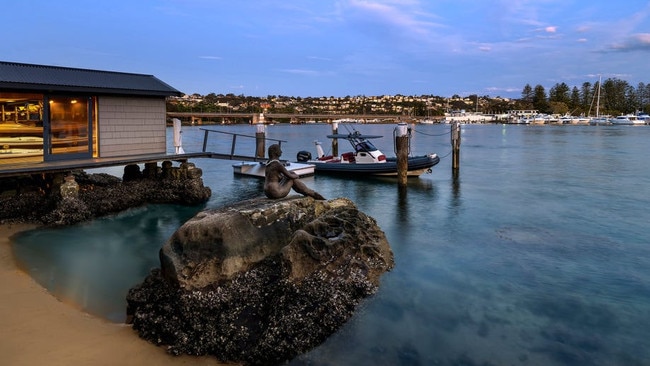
(638, 82, 650, 112)
(549, 82, 570, 105)
(549, 101, 569, 115)
(625, 84, 639, 113)
(602, 78, 631, 115)
(521, 84, 533, 104)
(570, 87, 581, 114)
(581, 82, 593, 113)
(532, 85, 549, 113)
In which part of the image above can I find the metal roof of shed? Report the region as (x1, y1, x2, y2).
(0, 61, 181, 97)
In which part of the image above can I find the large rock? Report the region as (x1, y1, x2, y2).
(0, 161, 211, 226)
(127, 196, 394, 365)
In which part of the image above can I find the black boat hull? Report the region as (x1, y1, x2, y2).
(310, 154, 439, 177)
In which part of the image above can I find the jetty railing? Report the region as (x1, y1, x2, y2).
(199, 128, 287, 161)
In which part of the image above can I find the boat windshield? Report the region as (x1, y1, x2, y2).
(355, 140, 377, 152)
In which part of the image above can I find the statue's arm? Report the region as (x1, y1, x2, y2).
(278, 163, 299, 179)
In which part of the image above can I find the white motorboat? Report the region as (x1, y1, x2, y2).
(637, 114, 650, 124)
(610, 116, 633, 125)
(589, 117, 610, 125)
(610, 115, 644, 125)
(232, 160, 315, 178)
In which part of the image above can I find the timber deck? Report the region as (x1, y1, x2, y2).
(0, 151, 267, 178)
(0, 129, 282, 178)
(0, 152, 204, 178)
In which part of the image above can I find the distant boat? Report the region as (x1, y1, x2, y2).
(510, 117, 531, 124)
(420, 105, 436, 124)
(545, 115, 561, 124)
(574, 117, 590, 125)
(610, 115, 644, 125)
(637, 114, 650, 124)
(531, 114, 547, 124)
(589, 117, 610, 125)
(588, 75, 608, 125)
(610, 116, 633, 125)
(559, 115, 573, 124)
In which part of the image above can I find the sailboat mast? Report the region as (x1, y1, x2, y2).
(596, 75, 601, 118)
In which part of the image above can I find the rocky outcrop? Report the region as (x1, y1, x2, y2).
(0, 160, 211, 226)
(126, 197, 394, 366)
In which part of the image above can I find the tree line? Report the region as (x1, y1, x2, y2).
(518, 78, 650, 117)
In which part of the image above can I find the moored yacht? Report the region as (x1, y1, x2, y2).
(610, 115, 644, 125)
(636, 114, 650, 124)
(589, 116, 610, 125)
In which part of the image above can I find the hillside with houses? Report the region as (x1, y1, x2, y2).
(168, 78, 650, 123)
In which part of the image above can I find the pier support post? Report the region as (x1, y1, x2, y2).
(451, 121, 461, 170)
(331, 121, 339, 157)
(255, 123, 266, 159)
(396, 122, 409, 186)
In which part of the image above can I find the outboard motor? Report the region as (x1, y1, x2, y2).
(296, 150, 312, 162)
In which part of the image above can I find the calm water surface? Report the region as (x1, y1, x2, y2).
(12, 124, 650, 365)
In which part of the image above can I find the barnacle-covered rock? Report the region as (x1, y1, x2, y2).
(0, 161, 211, 226)
(127, 196, 394, 365)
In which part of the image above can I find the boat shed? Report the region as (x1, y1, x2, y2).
(0, 61, 185, 176)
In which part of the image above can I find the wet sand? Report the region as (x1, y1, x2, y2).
(0, 223, 227, 366)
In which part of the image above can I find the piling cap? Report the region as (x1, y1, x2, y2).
(396, 122, 408, 136)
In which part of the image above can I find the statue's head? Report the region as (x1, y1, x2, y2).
(268, 144, 282, 158)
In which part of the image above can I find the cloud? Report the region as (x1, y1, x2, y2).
(307, 56, 333, 61)
(606, 33, 650, 52)
(485, 86, 522, 94)
(340, 0, 441, 40)
(279, 68, 320, 76)
(199, 56, 222, 60)
(530, 25, 560, 39)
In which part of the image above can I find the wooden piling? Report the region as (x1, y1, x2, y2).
(451, 121, 461, 170)
(255, 123, 266, 158)
(396, 122, 409, 186)
(331, 121, 339, 157)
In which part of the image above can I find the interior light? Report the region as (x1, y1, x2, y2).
(71, 100, 78, 104)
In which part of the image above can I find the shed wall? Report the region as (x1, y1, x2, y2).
(97, 96, 167, 157)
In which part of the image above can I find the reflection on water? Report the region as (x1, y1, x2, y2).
(11, 124, 650, 365)
(450, 168, 461, 210)
(397, 185, 408, 224)
(12, 204, 202, 322)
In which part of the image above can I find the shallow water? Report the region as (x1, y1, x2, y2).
(12, 123, 650, 365)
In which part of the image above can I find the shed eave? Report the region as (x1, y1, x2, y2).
(0, 82, 181, 97)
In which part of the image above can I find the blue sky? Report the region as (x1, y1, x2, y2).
(5, 0, 650, 98)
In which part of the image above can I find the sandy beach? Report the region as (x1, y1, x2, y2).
(0, 223, 227, 366)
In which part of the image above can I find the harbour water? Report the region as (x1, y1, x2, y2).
(11, 123, 650, 365)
